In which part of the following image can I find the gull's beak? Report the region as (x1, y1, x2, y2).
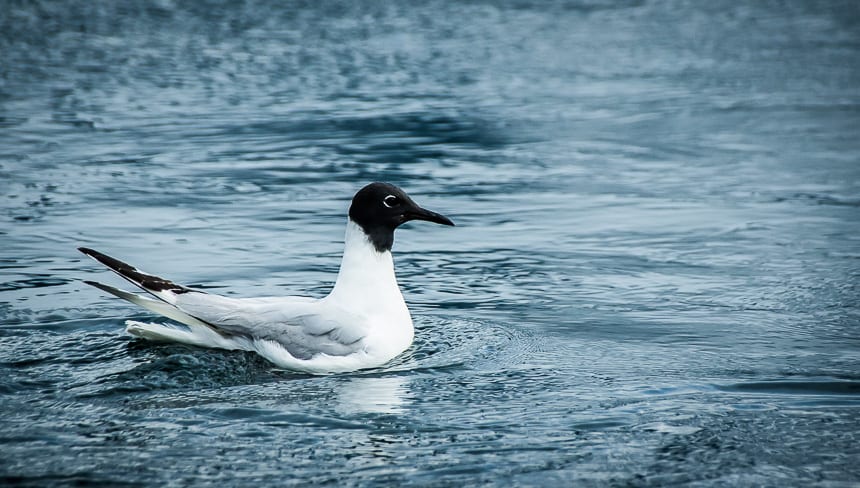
(405, 206, 455, 226)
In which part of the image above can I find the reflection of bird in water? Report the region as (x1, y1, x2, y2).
(336, 375, 410, 415)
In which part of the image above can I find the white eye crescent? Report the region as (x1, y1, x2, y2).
(383, 195, 400, 208)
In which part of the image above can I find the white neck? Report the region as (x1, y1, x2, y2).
(325, 219, 414, 359)
(327, 220, 405, 313)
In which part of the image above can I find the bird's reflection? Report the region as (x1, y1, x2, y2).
(334, 374, 410, 415)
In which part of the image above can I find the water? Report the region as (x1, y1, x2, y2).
(2, 0, 859, 485)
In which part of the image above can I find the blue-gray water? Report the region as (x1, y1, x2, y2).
(2, 1, 859, 485)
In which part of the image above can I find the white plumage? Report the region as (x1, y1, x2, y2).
(80, 182, 453, 374)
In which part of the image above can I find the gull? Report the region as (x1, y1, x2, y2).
(79, 182, 454, 374)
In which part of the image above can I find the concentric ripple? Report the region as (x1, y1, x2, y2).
(385, 316, 537, 374)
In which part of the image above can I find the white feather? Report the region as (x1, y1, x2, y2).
(85, 220, 416, 374)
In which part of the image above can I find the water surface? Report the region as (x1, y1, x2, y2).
(2, 1, 859, 485)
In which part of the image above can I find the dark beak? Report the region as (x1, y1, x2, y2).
(406, 206, 455, 226)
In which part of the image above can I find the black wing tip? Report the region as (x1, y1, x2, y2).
(78, 247, 110, 263)
(77, 246, 133, 270)
(78, 246, 196, 296)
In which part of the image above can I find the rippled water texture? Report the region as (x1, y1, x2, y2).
(2, 1, 860, 485)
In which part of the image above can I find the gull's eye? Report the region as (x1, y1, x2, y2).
(383, 195, 401, 208)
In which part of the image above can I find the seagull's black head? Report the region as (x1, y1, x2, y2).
(348, 182, 454, 252)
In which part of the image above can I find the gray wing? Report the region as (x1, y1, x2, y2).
(172, 294, 368, 360)
(78, 247, 367, 359)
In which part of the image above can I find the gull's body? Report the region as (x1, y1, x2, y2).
(79, 182, 453, 374)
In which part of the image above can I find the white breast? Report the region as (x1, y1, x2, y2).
(324, 220, 414, 361)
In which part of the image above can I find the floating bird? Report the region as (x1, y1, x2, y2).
(79, 182, 454, 374)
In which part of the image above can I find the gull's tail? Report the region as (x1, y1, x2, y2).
(78, 248, 242, 349)
(78, 247, 193, 304)
(82, 279, 211, 329)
